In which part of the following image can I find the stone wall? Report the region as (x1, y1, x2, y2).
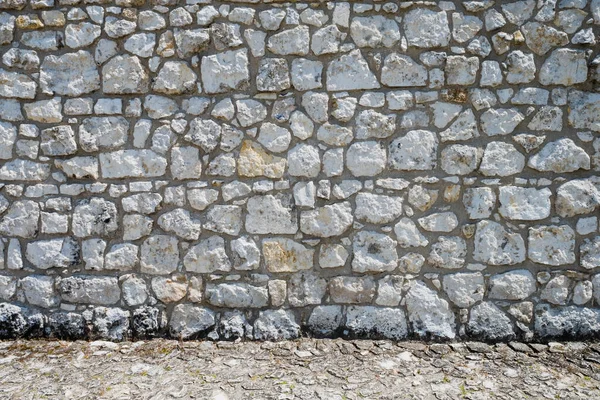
(0, 0, 599, 342)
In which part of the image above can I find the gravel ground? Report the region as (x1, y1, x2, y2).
(1, 339, 600, 399)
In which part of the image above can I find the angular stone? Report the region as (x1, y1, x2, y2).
(0, 68, 37, 99)
(40, 51, 99, 96)
(528, 225, 576, 266)
(79, 116, 128, 153)
(140, 235, 179, 275)
(0, 121, 16, 159)
(326, 50, 380, 91)
(184, 236, 231, 273)
(72, 198, 118, 238)
(246, 194, 297, 235)
(389, 130, 437, 171)
(169, 304, 215, 339)
(404, 8, 450, 48)
(498, 186, 552, 221)
(0, 159, 49, 182)
(521, 22, 569, 55)
(581, 237, 600, 270)
(467, 302, 515, 341)
(489, 270, 536, 300)
(102, 55, 149, 94)
(262, 238, 313, 273)
(480, 108, 524, 136)
(352, 231, 398, 273)
(528, 138, 589, 173)
(204, 205, 242, 236)
(568, 91, 600, 131)
(307, 305, 342, 337)
(355, 193, 402, 224)
(473, 220, 525, 265)
(505, 50, 536, 84)
(291, 58, 323, 91)
(394, 218, 428, 248)
(231, 236, 260, 270)
(556, 179, 600, 217)
(153, 61, 197, 95)
(201, 49, 249, 94)
(441, 145, 481, 175)
(381, 53, 427, 87)
(355, 110, 396, 139)
(405, 280, 456, 339)
(100, 150, 167, 179)
(346, 306, 407, 340)
(174, 28, 210, 58)
(238, 140, 286, 179)
(329, 276, 376, 304)
(206, 283, 268, 308)
(253, 310, 300, 340)
(288, 272, 327, 307)
(65, 22, 101, 49)
(350, 16, 400, 48)
(312, 25, 345, 55)
(535, 304, 600, 338)
(103, 243, 138, 271)
(59, 276, 120, 305)
(157, 208, 201, 241)
(443, 272, 484, 308)
(540, 49, 587, 86)
(479, 142, 525, 177)
(428, 236, 467, 270)
(256, 58, 289, 92)
(300, 202, 352, 237)
(25, 238, 79, 269)
(267, 26, 309, 56)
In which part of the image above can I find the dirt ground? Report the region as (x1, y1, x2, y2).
(1, 339, 600, 399)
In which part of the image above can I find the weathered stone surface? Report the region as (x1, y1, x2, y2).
(59, 276, 120, 305)
(26, 238, 79, 270)
(206, 283, 268, 308)
(102, 55, 149, 94)
(352, 231, 398, 273)
(404, 8, 450, 48)
(489, 270, 536, 300)
(326, 50, 380, 91)
(443, 272, 484, 308)
(528, 138, 590, 173)
(346, 306, 407, 340)
(300, 202, 352, 237)
(474, 220, 525, 265)
(40, 51, 99, 96)
(263, 238, 313, 273)
(405, 281, 456, 339)
(428, 236, 467, 270)
(140, 235, 179, 275)
(329, 276, 376, 304)
(100, 150, 167, 178)
(169, 304, 215, 339)
(528, 225, 576, 266)
(535, 304, 600, 338)
(498, 186, 552, 221)
(467, 302, 515, 341)
(253, 310, 300, 340)
(184, 236, 230, 273)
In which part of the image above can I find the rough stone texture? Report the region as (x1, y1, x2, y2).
(0, 0, 599, 342)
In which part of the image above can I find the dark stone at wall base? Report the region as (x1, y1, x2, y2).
(467, 302, 516, 341)
(132, 306, 161, 339)
(535, 304, 600, 339)
(0, 303, 44, 339)
(46, 312, 86, 340)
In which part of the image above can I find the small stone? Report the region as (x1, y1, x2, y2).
(102, 55, 149, 94)
(428, 236, 467, 270)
